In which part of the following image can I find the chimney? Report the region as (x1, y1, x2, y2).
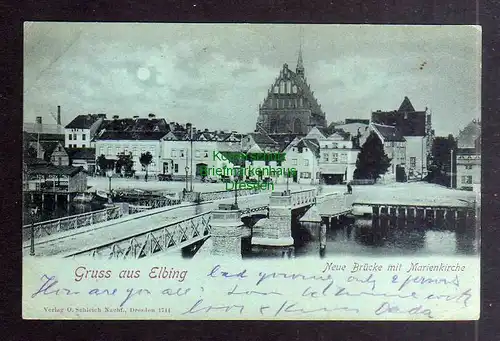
(113, 115, 119, 120)
(57, 106, 61, 125)
(36, 116, 42, 125)
(133, 115, 139, 120)
(148, 113, 155, 119)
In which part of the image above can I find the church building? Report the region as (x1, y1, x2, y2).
(255, 49, 327, 135)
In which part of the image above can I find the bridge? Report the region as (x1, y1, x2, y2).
(23, 187, 352, 259)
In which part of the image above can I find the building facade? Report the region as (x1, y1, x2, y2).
(255, 49, 327, 134)
(280, 138, 320, 184)
(456, 120, 480, 190)
(94, 116, 169, 176)
(372, 97, 431, 180)
(318, 133, 360, 184)
(370, 123, 407, 183)
(65, 114, 105, 148)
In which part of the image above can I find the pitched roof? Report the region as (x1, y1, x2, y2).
(328, 128, 351, 141)
(24, 132, 65, 142)
(97, 131, 166, 140)
(260, 64, 324, 117)
(99, 118, 169, 133)
(371, 123, 406, 142)
(65, 114, 102, 129)
(67, 148, 96, 160)
(398, 96, 416, 112)
(345, 118, 370, 125)
(301, 138, 320, 157)
(371, 110, 426, 136)
(27, 165, 84, 176)
(39, 141, 61, 155)
(249, 132, 277, 147)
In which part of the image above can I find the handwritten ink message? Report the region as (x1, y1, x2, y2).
(24, 258, 479, 320)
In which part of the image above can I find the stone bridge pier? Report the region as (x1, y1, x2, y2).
(251, 189, 315, 257)
(210, 204, 244, 258)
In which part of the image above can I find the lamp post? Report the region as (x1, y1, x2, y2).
(29, 206, 38, 256)
(450, 148, 454, 188)
(186, 123, 194, 192)
(106, 169, 113, 203)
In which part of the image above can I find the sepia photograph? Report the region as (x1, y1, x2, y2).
(22, 23, 481, 320)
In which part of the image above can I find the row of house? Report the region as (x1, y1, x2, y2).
(23, 96, 435, 185)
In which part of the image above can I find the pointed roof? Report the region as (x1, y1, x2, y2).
(398, 96, 416, 112)
(371, 123, 405, 142)
(296, 45, 304, 76)
(260, 64, 323, 117)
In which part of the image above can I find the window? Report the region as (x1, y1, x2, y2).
(340, 153, 347, 162)
(465, 165, 473, 170)
(292, 159, 297, 165)
(195, 150, 200, 158)
(82, 134, 86, 141)
(69, 134, 72, 141)
(99, 147, 104, 155)
(331, 153, 338, 163)
(58, 157, 62, 166)
(323, 153, 329, 162)
(107, 147, 112, 155)
(300, 172, 311, 179)
(73, 134, 77, 140)
(82, 144, 86, 148)
(180, 149, 185, 157)
(410, 157, 416, 168)
(174, 164, 179, 173)
(461, 175, 472, 184)
(171, 149, 177, 157)
(204, 150, 208, 158)
(304, 159, 309, 166)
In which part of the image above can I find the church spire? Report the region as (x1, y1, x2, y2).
(296, 28, 305, 78)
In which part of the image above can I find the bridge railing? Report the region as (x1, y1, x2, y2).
(290, 188, 316, 208)
(67, 211, 213, 259)
(22, 205, 122, 242)
(128, 197, 182, 214)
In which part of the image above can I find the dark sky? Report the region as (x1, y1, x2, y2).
(24, 23, 481, 136)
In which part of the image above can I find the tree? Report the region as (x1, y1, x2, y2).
(97, 154, 113, 176)
(354, 132, 391, 181)
(116, 152, 134, 176)
(426, 135, 457, 186)
(140, 152, 153, 181)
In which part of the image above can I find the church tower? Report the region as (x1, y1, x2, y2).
(255, 47, 327, 135)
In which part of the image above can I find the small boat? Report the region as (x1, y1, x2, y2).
(95, 190, 110, 203)
(73, 192, 94, 203)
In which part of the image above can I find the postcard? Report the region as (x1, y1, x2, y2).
(22, 23, 481, 320)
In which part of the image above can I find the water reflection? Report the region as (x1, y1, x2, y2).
(294, 215, 478, 257)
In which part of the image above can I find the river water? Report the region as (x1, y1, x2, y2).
(293, 217, 479, 258)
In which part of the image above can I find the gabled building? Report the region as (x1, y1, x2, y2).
(67, 148, 96, 174)
(40, 141, 70, 166)
(372, 96, 432, 179)
(281, 138, 320, 184)
(456, 119, 480, 190)
(369, 123, 407, 183)
(65, 113, 105, 148)
(255, 49, 327, 134)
